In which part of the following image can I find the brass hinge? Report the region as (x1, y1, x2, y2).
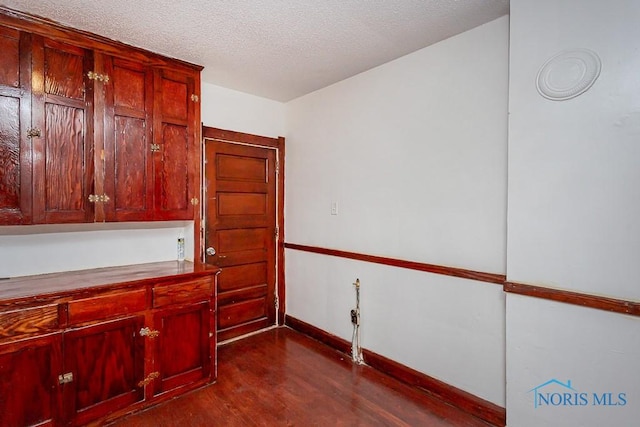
(26, 128, 41, 138)
(191, 94, 199, 102)
(58, 372, 73, 385)
(139, 326, 160, 339)
(87, 71, 109, 83)
(275, 159, 280, 174)
(150, 143, 161, 152)
(191, 197, 199, 206)
(137, 371, 160, 388)
(274, 226, 279, 238)
(88, 194, 110, 203)
(274, 295, 279, 311)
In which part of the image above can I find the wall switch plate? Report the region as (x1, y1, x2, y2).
(331, 201, 338, 215)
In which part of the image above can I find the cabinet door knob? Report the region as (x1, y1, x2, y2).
(206, 247, 216, 256)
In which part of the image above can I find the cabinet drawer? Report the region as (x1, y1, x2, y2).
(153, 278, 212, 308)
(67, 288, 147, 325)
(0, 304, 59, 339)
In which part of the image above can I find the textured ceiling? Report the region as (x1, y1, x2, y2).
(1, 0, 509, 101)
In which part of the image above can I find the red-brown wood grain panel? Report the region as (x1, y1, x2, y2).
(0, 96, 20, 211)
(66, 288, 147, 325)
(0, 303, 58, 338)
(154, 302, 210, 395)
(217, 262, 267, 292)
(218, 297, 266, 330)
(153, 278, 212, 308)
(158, 123, 189, 211)
(160, 78, 187, 121)
(218, 192, 267, 216)
(63, 316, 145, 424)
(216, 154, 266, 182)
(0, 27, 19, 87)
(0, 333, 62, 426)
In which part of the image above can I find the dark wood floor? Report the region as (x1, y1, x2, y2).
(113, 327, 491, 426)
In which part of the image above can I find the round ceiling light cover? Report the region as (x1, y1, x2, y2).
(536, 48, 602, 101)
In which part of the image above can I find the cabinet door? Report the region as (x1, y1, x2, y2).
(102, 56, 154, 221)
(153, 301, 212, 395)
(153, 69, 197, 220)
(0, 333, 62, 427)
(31, 36, 94, 224)
(62, 316, 145, 426)
(0, 27, 32, 224)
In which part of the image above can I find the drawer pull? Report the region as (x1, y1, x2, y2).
(139, 326, 160, 338)
(137, 371, 159, 388)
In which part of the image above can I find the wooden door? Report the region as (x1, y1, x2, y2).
(153, 69, 197, 220)
(102, 56, 154, 221)
(31, 35, 94, 223)
(152, 301, 211, 395)
(0, 333, 62, 427)
(0, 27, 32, 224)
(62, 316, 145, 426)
(205, 141, 277, 342)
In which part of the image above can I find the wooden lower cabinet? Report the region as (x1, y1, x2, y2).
(62, 316, 145, 426)
(153, 301, 212, 396)
(0, 333, 62, 427)
(0, 264, 216, 426)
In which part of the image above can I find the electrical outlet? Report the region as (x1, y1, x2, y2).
(331, 201, 338, 215)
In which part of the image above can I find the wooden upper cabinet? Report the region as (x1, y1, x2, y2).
(0, 27, 32, 224)
(102, 56, 155, 222)
(153, 70, 198, 220)
(31, 36, 95, 224)
(0, 9, 202, 225)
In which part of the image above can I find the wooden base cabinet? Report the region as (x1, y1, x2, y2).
(0, 334, 62, 427)
(153, 301, 212, 396)
(62, 316, 146, 426)
(0, 263, 217, 427)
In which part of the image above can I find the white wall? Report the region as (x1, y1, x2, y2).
(0, 221, 192, 277)
(507, 1, 640, 425)
(0, 82, 286, 278)
(201, 82, 285, 138)
(285, 16, 509, 406)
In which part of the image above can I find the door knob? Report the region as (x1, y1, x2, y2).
(206, 247, 216, 256)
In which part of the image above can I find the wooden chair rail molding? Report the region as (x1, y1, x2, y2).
(283, 243, 505, 285)
(504, 282, 640, 317)
(285, 315, 506, 427)
(285, 244, 640, 317)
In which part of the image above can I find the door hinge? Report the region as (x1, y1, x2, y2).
(274, 226, 279, 238)
(88, 194, 110, 203)
(191, 94, 199, 102)
(137, 371, 160, 388)
(139, 326, 160, 339)
(150, 143, 161, 152)
(275, 159, 280, 174)
(87, 71, 109, 83)
(58, 372, 74, 385)
(274, 295, 279, 312)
